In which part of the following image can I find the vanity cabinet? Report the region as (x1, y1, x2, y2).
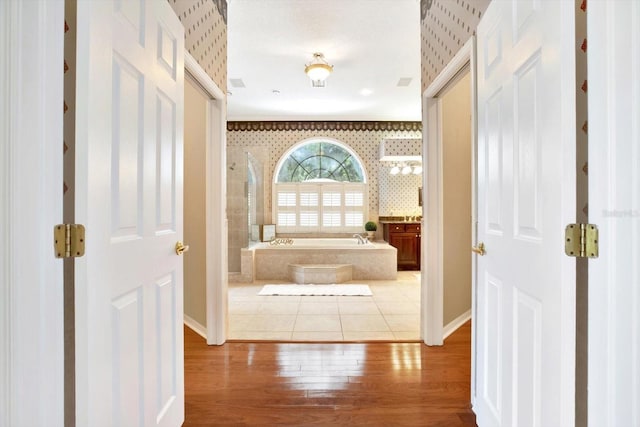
(383, 223, 421, 270)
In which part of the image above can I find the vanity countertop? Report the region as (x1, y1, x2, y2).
(378, 216, 422, 224)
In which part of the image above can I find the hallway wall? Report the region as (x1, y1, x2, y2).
(420, 0, 491, 91)
(441, 72, 472, 327)
(183, 76, 209, 328)
(167, 0, 227, 93)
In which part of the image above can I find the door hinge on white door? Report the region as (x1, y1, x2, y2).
(54, 224, 86, 258)
(564, 223, 598, 258)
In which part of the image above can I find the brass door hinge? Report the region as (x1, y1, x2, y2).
(565, 223, 598, 258)
(54, 224, 86, 258)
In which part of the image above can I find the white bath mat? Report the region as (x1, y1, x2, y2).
(258, 284, 372, 296)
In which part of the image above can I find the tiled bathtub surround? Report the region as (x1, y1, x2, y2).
(228, 271, 421, 341)
(242, 239, 397, 282)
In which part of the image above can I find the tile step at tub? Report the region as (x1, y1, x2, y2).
(288, 264, 353, 284)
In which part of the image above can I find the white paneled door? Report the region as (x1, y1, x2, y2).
(588, 1, 640, 425)
(75, 1, 185, 426)
(474, 1, 576, 426)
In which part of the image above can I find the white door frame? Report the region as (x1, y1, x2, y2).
(421, 37, 477, 348)
(588, 1, 640, 424)
(183, 53, 228, 345)
(0, 0, 65, 425)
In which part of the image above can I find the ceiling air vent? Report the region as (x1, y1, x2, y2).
(230, 78, 246, 88)
(397, 77, 412, 87)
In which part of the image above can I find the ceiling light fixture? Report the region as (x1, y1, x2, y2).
(390, 165, 400, 175)
(305, 53, 333, 88)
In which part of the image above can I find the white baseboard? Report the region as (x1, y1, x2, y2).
(183, 314, 207, 339)
(443, 309, 472, 340)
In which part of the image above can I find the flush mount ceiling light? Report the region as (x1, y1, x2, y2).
(305, 53, 333, 87)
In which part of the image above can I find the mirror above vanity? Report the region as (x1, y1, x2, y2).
(377, 138, 423, 219)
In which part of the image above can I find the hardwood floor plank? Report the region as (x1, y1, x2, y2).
(184, 321, 476, 426)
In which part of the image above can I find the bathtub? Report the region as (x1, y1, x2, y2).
(240, 238, 397, 281)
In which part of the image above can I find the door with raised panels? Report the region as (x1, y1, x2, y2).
(475, 0, 576, 425)
(74, 0, 185, 425)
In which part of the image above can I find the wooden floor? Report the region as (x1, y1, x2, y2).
(184, 322, 476, 426)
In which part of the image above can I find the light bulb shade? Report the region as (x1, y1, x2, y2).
(390, 166, 400, 175)
(305, 53, 333, 86)
(305, 63, 332, 80)
(412, 165, 423, 175)
(401, 165, 412, 175)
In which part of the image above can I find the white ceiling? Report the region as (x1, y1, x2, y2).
(226, 0, 422, 121)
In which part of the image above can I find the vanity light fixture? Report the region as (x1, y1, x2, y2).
(305, 53, 333, 87)
(390, 164, 400, 175)
(401, 165, 412, 175)
(412, 165, 423, 175)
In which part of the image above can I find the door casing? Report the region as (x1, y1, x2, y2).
(421, 37, 478, 350)
(0, 1, 65, 425)
(183, 53, 228, 345)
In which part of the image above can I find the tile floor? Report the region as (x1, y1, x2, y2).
(228, 271, 421, 341)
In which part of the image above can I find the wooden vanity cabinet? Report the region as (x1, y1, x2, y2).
(383, 223, 421, 270)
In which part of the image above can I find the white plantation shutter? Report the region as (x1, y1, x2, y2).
(345, 212, 364, 228)
(323, 192, 341, 207)
(300, 192, 319, 207)
(322, 212, 341, 227)
(274, 183, 367, 233)
(278, 191, 296, 207)
(277, 212, 296, 226)
(344, 191, 363, 207)
(299, 212, 319, 227)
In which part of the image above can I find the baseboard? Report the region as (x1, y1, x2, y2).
(183, 314, 207, 339)
(443, 309, 471, 340)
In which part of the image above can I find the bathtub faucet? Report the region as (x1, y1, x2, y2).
(353, 234, 367, 245)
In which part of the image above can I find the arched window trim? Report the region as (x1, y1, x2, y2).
(273, 137, 368, 184)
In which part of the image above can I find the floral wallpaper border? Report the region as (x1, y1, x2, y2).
(227, 121, 422, 132)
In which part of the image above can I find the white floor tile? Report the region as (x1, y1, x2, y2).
(383, 314, 421, 332)
(257, 301, 300, 314)
(300, 295, 338, 302)
(294, 315, 342, 332)
(298, 301, 339, 314)
(228, 301, 262, 314)
(338, 301, 381, 315)
(375, 301, 420, 315)
(242, 314, 297, 331)
(227, 271, 423, 341)
(340, 314, 390, 332)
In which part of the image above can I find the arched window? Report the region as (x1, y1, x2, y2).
(273, 139, 368, 233)
(275, 141, 365, 183)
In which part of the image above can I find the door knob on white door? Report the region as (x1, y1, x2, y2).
(472, 242, 486, 256)
(175, 241, 190, 255)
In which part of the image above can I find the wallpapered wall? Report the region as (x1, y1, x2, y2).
(575, 0, 588, 425)
(420, 0, 491, 91)
(167, 0, 228, 93)
(63, 3, 76, 424)
(378, 137, 423, 217)
(226, 122, 422, 271)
